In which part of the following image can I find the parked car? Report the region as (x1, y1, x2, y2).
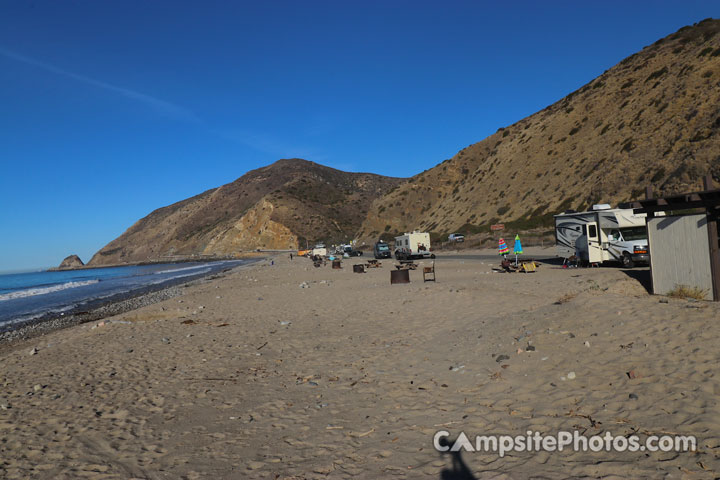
(448, 233, 465, 243)
(344, 245, 363, 257)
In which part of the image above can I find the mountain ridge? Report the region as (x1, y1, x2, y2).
(357, 18, 720, 242)
(88, 159, 404, 265)
(88, 19, 720, 263)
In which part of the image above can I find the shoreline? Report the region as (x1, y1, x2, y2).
(0, 257, 266, 347)
(45, 252, 269, 272)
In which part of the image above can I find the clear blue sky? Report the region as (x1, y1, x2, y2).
(0, 1, 716, 271)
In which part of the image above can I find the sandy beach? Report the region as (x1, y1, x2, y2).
(1, 248, 718, 479)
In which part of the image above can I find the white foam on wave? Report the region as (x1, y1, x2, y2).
(0, 279, 100, 302)
(153, 264, 213, 275)
(0, 304, 76, 327)
(150, 268, 212, 283)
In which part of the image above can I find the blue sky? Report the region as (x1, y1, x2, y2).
(0, 1, 716, 271)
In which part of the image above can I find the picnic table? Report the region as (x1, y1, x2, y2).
(395, 262, 418, 270)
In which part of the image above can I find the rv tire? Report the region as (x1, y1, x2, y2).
(622, 252, 634, 268)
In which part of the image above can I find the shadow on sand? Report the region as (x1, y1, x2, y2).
(538, 257, 565, 267)
(620, 268, 652, 294)
(437, 437, 478, 480)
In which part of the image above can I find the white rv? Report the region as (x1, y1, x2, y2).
(554, 205, 649, 267)
(394, 231, 435, 260)
(311, 243, 327, 257)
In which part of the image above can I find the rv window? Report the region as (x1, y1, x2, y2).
(588, 225, 597, 238)
(620, 227, 646, 241)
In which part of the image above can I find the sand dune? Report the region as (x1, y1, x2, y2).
(0, 249, 718, 478)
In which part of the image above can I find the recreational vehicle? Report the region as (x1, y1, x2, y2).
(311, 243, 327, 257)
(394, 231, 435, 260)
(554, 205, 649, 267)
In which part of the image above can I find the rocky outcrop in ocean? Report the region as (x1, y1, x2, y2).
(52, 255, 85, 271)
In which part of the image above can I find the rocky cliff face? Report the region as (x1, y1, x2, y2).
(51, 255, 85, 271)
(89, 159, 403, 266)
(358, 19, 720, 242)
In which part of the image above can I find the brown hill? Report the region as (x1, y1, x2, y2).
(89, 159, 403, 266)
(358, 19, 720, 243)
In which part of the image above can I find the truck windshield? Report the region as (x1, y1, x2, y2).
(377, 244, 389, 252)
(620, 227, 647, 241)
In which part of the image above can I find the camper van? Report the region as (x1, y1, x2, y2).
(394, 231, 435, 260)
(554, 205, 649, 267)
(373, 241, 392, 259)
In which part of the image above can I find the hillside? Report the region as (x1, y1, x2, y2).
(357, 19, 720, 242)
(89, 159, 403, 266)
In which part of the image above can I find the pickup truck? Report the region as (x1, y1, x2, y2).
(448, 233, 465, 243)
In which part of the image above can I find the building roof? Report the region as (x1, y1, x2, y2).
(620, 188, 720, 214)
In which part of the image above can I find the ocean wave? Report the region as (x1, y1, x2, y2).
(0, 304, 75, 328)
(151, 268, 212, 283)
(0, 279, 100, 301)
(153, 264, 213, 275)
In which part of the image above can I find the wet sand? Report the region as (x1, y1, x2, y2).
(0, 259, 262, 344)
(1, 248, 718, 479)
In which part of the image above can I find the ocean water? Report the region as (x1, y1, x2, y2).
(0, 260, 251, 331)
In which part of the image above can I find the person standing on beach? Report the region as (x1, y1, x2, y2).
(290, 253, 293, 260)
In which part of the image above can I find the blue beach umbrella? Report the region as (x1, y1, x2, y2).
(513, 234, 523, 266)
